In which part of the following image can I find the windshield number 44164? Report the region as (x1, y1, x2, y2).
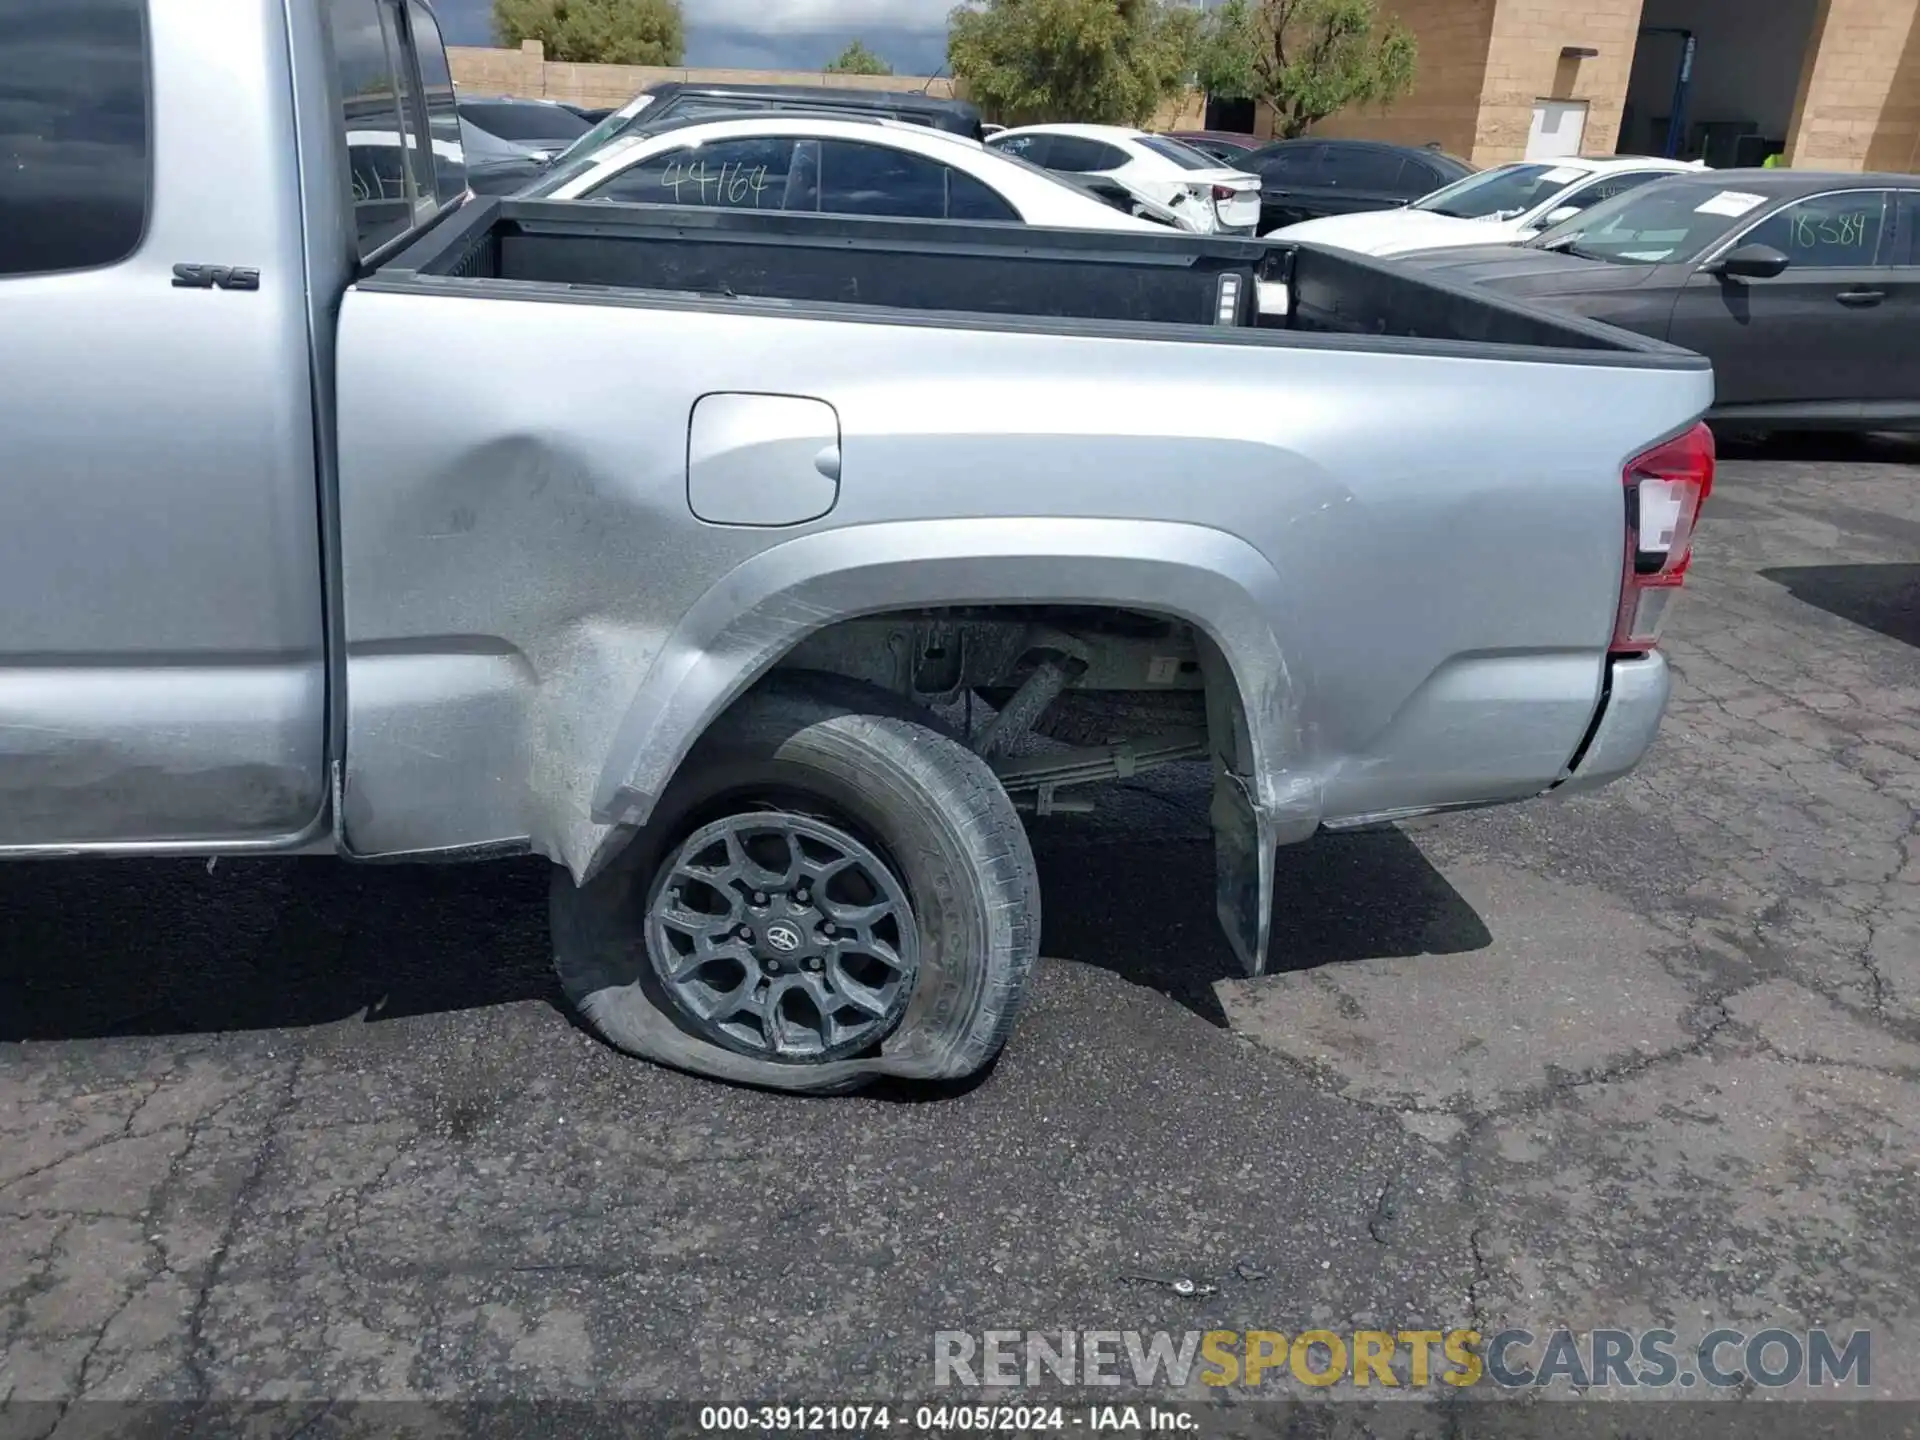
(660, 158, 773, 207)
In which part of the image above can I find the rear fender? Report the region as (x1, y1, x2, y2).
(584, 518, 1320, 959)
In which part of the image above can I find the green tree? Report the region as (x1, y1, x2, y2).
(947, 0, 1202, 128)
(824, 39, 894, 74)
(1197, 0, 1415, 138)
(493, 0, 685, 66)
(1194, 0, 1259, 100)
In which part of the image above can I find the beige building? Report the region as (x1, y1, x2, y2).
(1313, 0, 1920, 170)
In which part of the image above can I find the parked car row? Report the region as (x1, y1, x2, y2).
(457, 95, 594, 194)
(453, 83, 1475, 242)
(559, 81, 987, 160)
(985, 124, 1263, 234)
(1236, 137, 1477, 233)
(1268, 154, 1707, 252)
(525, 114, 1168, 234)
(1165, 130, 1262, 163)
(438, 77, 1916, 436)
(1399, 170, 1920, 432)
(476, 84, 1268, 238)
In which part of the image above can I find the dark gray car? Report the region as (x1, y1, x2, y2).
(457, 97, 595, 194)
(1398, 170, 1920, 431)
(1238, 138, 1475, 233)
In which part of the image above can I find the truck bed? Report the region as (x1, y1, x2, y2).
(337, 194, 1713, 880)
(370, 200, 1705, 364)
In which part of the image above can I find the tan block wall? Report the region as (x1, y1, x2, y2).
(446, 41, 537, 95)
(452, 41, 1207, 130)
(1311, 0, 1500, 157)
(1152, 91, 1210, 131)
(1783, 0, 1920, 169)
(1472, 0, 1646, 164)
(449, 43, 961, 109)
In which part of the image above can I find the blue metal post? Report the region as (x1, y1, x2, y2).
(1665, 32, 1697, 159)
(1637, 26, 1697, 159)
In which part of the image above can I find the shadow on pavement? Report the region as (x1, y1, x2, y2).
(1763, 563, 1920, 649)
(1032, 823, 1490, 1028)
(2, 799, 1490, 1046)
(0, 856, 557, 1043)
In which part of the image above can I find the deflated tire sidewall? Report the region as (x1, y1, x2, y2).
(551, 677, 1039, 1091)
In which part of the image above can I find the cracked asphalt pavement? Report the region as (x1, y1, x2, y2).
(2, 434, 1917, 1424)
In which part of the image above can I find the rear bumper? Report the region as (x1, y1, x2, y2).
(1552, 653, 1671, 796)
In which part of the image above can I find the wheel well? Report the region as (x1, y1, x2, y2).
(768, 605, 1252, 770)
(610, 608, 1271, 974)
(774, 605, 1198, 702)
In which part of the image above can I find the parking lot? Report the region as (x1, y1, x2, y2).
(2, 434, 1916, 1420)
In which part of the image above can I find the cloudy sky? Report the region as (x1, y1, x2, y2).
(436, 0, 958, 76)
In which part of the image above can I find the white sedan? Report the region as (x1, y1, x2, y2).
(1269, 155, 1709, 254)
(523, 115, 1169, 233)
(985, 123, 1263, 235)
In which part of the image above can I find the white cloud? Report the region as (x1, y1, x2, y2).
(690, 0, 955, 33)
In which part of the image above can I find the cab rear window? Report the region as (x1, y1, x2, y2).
(0, 0, 150, 279)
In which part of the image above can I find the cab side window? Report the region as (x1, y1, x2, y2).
(326, 0, 443, 259)
(0, 0, 150, 278)
(1743, 191, 1889, 267)
(407, 1, 467, 208)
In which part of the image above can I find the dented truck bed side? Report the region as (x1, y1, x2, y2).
(332, 209, 1711, 891)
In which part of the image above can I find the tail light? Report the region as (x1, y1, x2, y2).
(1612, 421, 1714, 655)
(1212, 184, 1237, 202)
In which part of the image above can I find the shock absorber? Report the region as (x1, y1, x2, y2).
(974, 652, 1083, 758)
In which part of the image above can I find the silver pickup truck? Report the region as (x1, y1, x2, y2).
(1, 0, 1716, 1092)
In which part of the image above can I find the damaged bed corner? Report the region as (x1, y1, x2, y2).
(1200, 634, 1279, 978)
